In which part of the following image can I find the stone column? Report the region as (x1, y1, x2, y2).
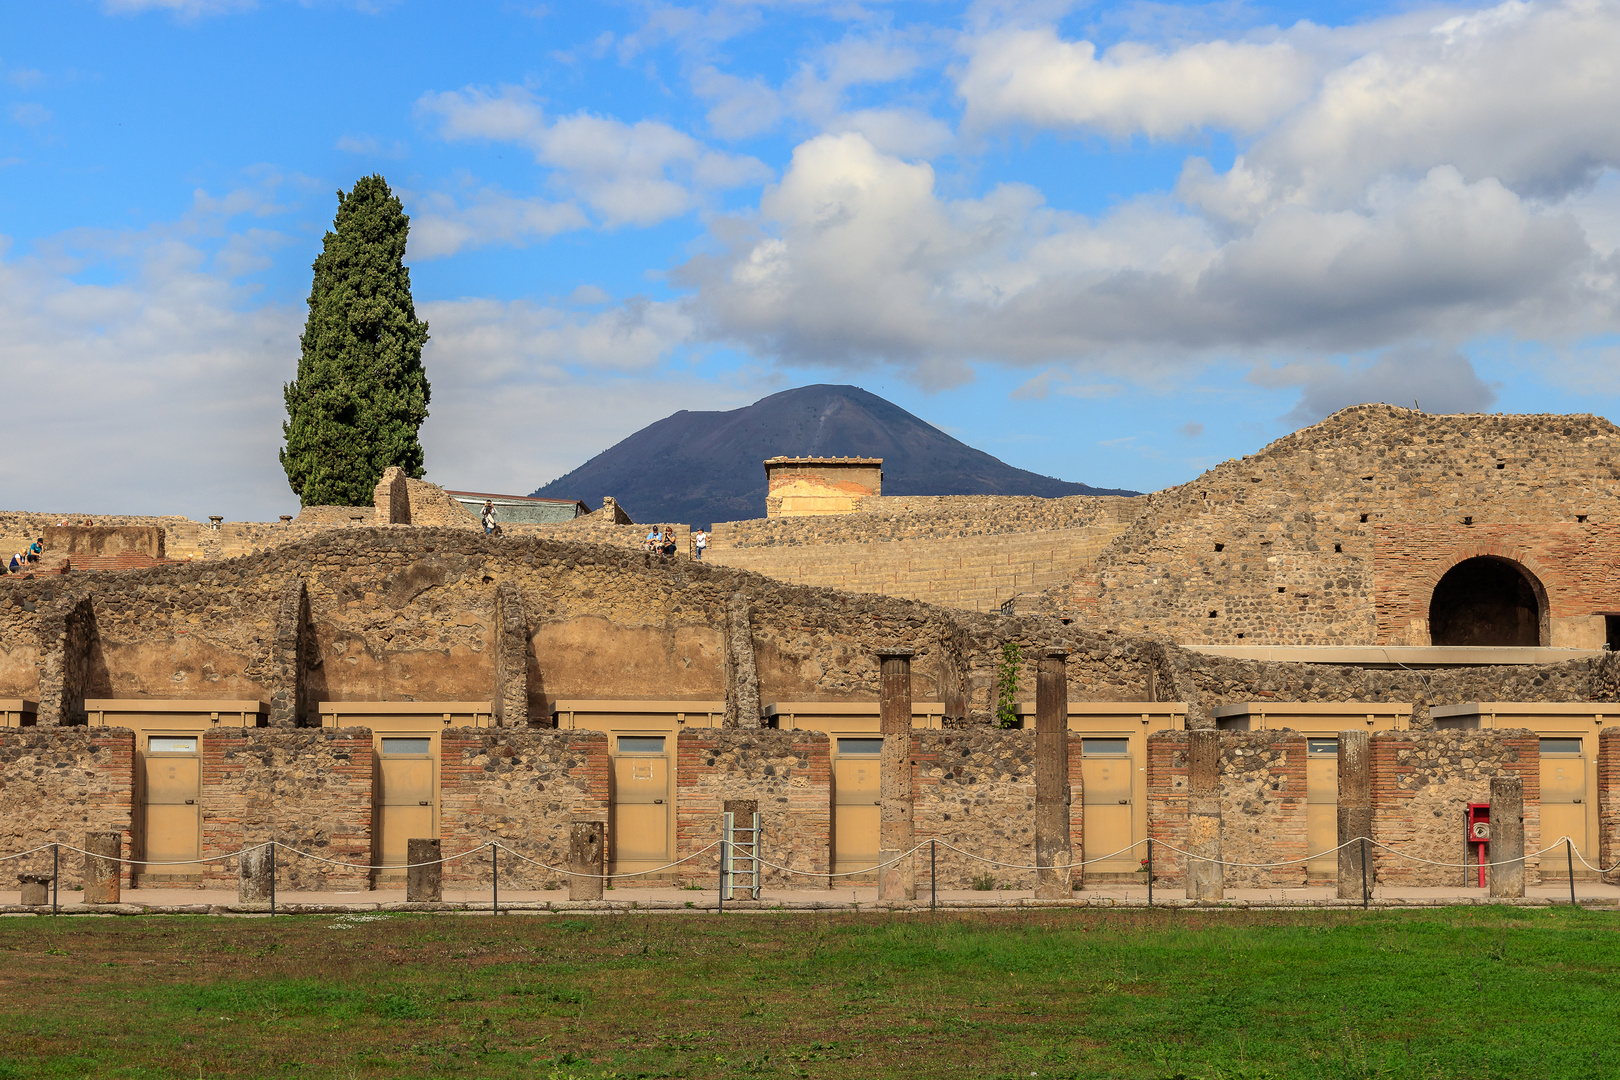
(1489, 774, 1526, 898)
(1336, 730, 1372, 900)
(570, 818, 606, 901)
(1185, 729, 1223, 900)
(37, 595, 97, 727)
(1035, 649, 1073, 898)
(269, 578, 309, 728)
(878, 649, 916, 901)
(238, 843, 275, 903)
(492, 581, 530, 727)
(406, 839, 443, 902)
(724, 593, 762, 729)
(83, 831, 121, 904)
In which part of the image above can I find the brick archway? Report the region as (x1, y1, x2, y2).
(1424, 547, 1550, 647)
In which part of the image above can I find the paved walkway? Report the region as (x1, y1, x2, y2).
(3, 880, 1617, 916)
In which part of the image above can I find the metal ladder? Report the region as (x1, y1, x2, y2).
(721, 812, 762, 901)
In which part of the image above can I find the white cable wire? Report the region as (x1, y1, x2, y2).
(491, 840, 721, 879)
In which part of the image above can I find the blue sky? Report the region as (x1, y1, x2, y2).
(5, 0, 1620, 520)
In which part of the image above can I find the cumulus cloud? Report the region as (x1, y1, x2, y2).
(415, 295, 733, 496)
(10, 103, 51, 127)
(407, 187, 588, 259)
(102, 0, 255, 15)
(957, 27, 1315, 138)
(1254, 346, 1500, 423)
(678, 132, 1610, 381)
(1180, 0, 1620, 221)
(417, 85, 770, 227)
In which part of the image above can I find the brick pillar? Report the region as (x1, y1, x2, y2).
(1489, 774, 1526, 898)
(570, 818, 605, 901)
(879, 649, 916, 901)
(1186, 729, 1222, 900)
(1035, 649, 1073, 898)
(1600, 728, 1620, 886)
(492, 582, 530, 727)
(407, 838, 443, 902)
(83, 831, 121, 904)
(238, 843, 274, 903)
(1337, 730, 1372, 900)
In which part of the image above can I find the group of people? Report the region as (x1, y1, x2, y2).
(6, 539, 43, 575)
(641, 527, 709, 558)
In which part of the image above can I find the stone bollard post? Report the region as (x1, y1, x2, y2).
(1034, 649, 1074, 899)
(18, 875, 50, 906)
(1489, 774, 1526, 898)
(878, 650, 917, 902)
(406, 839, 443, 903)
(570, 818, 605, 901)
(238, 843, 275, 904)
(83, 831, 121, 904)
(1336, 730, 1373, 900)
(1186, 730, 1223, 900)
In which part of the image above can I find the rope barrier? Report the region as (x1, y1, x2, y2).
(490, 840, 721, 880)
(6, 833, 1613, 888)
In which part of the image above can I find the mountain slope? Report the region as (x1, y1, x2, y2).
(531, 384, 1137, 526)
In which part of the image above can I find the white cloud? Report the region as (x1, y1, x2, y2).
(692, 65, 783, 139)
(679, 132, 1613, 382)
(335, 133, 407, 158)
(10, 103, 51, 127)
(0, 227, 303, 520)
(102, 0, 255, 15)
(417, 85, 770, 228)
(407, 187, 588, 259)
(1253, 346, 1500, 422)
(957, 27, 1315, 138)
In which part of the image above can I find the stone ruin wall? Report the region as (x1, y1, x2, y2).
(674, 729, 831, 886)
(1045, 406, 1620, 646)
(703, 494, 1144, 614)
(7, 528, 1620, 730)
(0, 728, 134, 890)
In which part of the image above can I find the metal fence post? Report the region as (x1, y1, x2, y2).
(493, 844, 500, 916)
(930, 840, 936, 912)
(1360, 837, 1368, 910)
(1568, 839, 1577, 909)
(269, 840, 276, 917)
(718, 838, 727, 914)
(1146, 838, 1153, 908)
(52, 843, 58, 915)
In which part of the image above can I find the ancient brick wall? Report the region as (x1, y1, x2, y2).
(1051, 406, 1620, 645)
(0, 728, 134, 888)
(673, 729, 831, 887)
(1218, 732, 1308, 888)
(438, 729, 609, 889)
(911, 729, 1041, 889)
(1374, 524, 1620, 645)
(1370, 730, 1540, 888)
(1146, 731, 1189, 886)
(199, 727, 375, 890)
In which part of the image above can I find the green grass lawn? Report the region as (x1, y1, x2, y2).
(0, 906, 1614, 1079)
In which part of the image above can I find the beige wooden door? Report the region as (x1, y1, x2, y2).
(833, 737, 883, 875)
(1081, 739, 1133, 873)
(1540, 738, 1588, 872)
(143, 736, 200, 874)
(612, 736, 671, 871)
(1306, 738, 1339, 876)
(377, 737, 435, 879)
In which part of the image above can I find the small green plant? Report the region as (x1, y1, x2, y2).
(995, 640, 1022, 728)
(971, 873, 997, 891)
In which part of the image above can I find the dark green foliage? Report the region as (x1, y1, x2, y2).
(281, 174, 430, 506)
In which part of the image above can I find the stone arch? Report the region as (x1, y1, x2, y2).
(1427, 553, 1549, 647)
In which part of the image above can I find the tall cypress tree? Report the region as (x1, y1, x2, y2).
(281, 174, 431, 506)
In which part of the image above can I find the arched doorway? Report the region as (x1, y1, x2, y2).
(1429, 556, 1547, 647)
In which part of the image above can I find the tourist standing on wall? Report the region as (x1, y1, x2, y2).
(482, 500, 496, 535)
(693, 530, 707, 559)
